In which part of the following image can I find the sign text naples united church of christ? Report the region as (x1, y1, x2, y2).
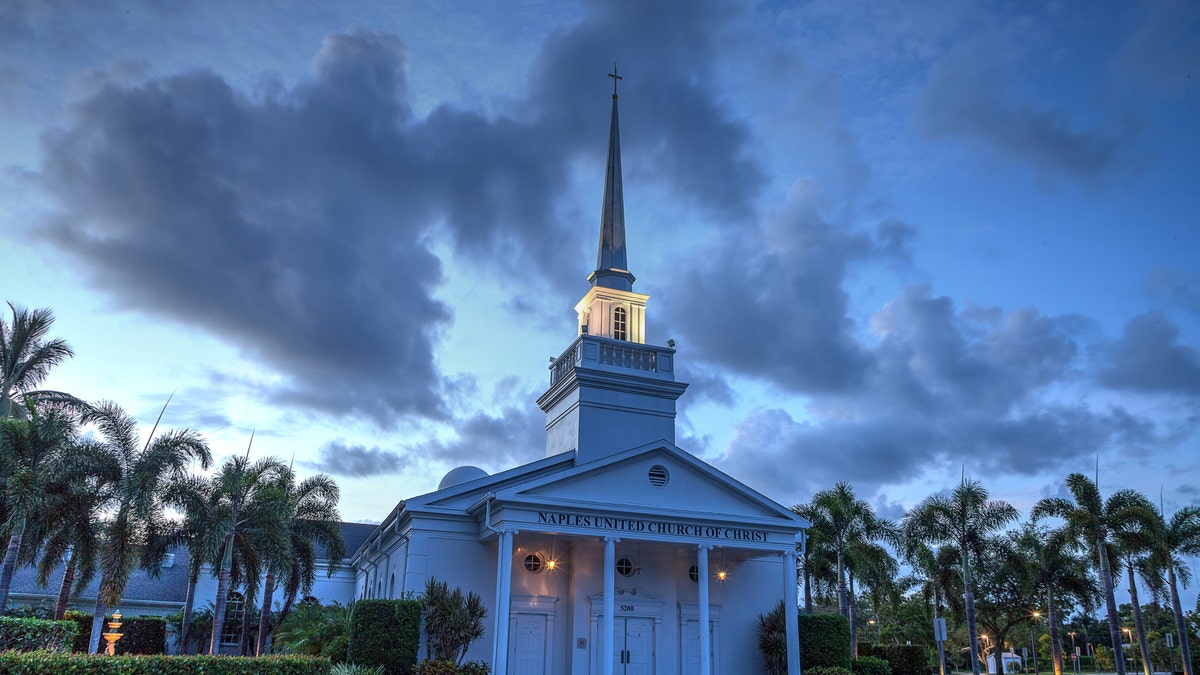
(537, 511, 769, 542)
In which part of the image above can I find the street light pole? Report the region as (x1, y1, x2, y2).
(1069, 632, 1078, 675)
(1032, 612, 1041, 675)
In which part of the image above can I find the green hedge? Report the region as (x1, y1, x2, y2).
(65, 611, 92, 652)
(854, 655, 893, 675)
(799, 613, 852, 669)
(348, 599, 421, 675)
(0, 616, 79, 652)
(0, 652, 330, 673)
(859, 644, 926, 675)
(113, 617, 167, 655)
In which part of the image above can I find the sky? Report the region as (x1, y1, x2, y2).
(2, 0, 1199, 603)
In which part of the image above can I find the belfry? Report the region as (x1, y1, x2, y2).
(350, 72, 807, 675)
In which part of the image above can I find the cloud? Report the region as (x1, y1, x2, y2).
(32, 2, 770, 428)
(1148, 269, 1200, 318)
(304, 439, 410, 478)
(1097, 311, 1200, 395)
(917, 63, 1140, 177)
(712, 287, 1162, 503)
(1116, 0, 1200, 95)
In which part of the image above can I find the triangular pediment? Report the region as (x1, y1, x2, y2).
(497, 441, 806, 527)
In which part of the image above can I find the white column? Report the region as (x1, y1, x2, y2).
(698, 544, 713, 675)
(493, 529, 514, 673)
(603, 536, 618, 675)
(783, 549, 801, 675)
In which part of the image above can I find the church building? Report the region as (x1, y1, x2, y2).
(349, 76, 807, 675)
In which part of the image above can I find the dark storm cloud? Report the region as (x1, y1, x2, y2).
(1098, 312, 1200, 395)
(713, 287, 1159, 501)
(34, 3, 760, 426)
(660, 193, 879, 393)
(1148, 269, 1200, 318)
(917, 64, 1140, 178)
(305, 440, 410, 478)
(418, 404, 545, 469)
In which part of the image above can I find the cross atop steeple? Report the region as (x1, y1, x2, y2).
(608, 64, 622, 97)
(589, 68, 635, 292)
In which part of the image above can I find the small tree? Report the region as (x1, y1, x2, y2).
(421, 577, 487, 664)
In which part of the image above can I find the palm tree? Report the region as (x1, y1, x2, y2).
(792, 502, 834, 614)
(806, 483, 892, 619)
(0, 402, 77, 613)
(904, 477, 1019, 675)
(1016, 523, 1096, 675)
(203, 454, 291, 655)
(163, 473, 217, 653)
(1144, 505, 1199, 675)
(1032, 473, 1149, 675)
(0, 302, 76, 420)
(1112, 506, 1161, 675)
(24, 436, 118, 619)
(258, 470, 345, 655)
(845, 538, 899, 653)
(81, 399, 212, 653)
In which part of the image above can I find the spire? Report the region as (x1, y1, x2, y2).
(589, 65, 636, 291)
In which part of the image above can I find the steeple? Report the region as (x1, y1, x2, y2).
(537, 72, 688, 464)
(589, 66, 635, 292)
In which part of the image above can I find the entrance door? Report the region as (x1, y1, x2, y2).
(610, 617, 655, 675)
(511, 613, 547, 675)
(681, 619, 717, 675)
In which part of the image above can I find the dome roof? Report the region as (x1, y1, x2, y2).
(438, 465, 489, 491)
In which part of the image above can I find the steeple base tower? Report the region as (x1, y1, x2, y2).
(537, 336, 687, 464)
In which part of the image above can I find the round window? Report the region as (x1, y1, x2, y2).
(648, 465, 669, 487)
(688, 565, 699, 583)
(616, 556, 638, 577)
(524, 553, 544, 573)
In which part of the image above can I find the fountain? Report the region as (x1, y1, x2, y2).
(101, 610, 123, 656)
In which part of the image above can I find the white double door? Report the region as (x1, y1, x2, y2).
(610, 616, 656, 675)
(511, 613, 548, 675)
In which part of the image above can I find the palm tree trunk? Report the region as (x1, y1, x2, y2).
(239, 597, 252, 656)
(1098, 541, 1127, 675)
(1167, 565, 1193, 675)
(210, 533, 234, 655)
(88, 595, 107, 654)
(257, 571, 275, 656)
(963, 548, 982, 675)
(53, 549, 77, 620)
(1049, 589, 1063, 675)
(1126, 559, 1152, 675)
(848, 572, 858, 658)
(0, 519, 26, 614)
(180, 569, 198, 654)
(837, 548, 848, 618)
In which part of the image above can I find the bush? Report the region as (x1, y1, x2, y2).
(347, 599, 421, 675)
(64, 610, 92, 652)
(332, 664, 385, 675)
(807, 668, 854, 675)
(800, 613, 853, 669)
(854, 655, 893, 675)
(113, 616, 167, 655)
(421, 578, 487, 664)
(757, 602, 788, 674)
(0, 652, 331, 673)
(861, 644, 926, 675)
(0, 615, 78, 652)
(411, 660, 489, 675)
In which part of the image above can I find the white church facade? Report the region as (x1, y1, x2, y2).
(348, 79, 808, 675)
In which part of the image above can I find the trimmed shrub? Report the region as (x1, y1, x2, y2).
(860, 644, 926, 675)
(806, 668, 854, 675)
(458, 661, 489, 675)
(854, 655, 893, 675)
(114, 616, 167, 655)
(0, 615, 78, 652)
(0, 652, 331, 673)
(413, 660, 459, 675)
(65, 610, 92, 652)
(348, 599, 421, 675)
(332, 664, 385, 675)
(800, 613, 853, 669)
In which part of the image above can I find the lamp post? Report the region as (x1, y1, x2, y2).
(1031, 611, 1041, 674)
(1122, 629, 1134, 673)
(1069, 632, 1078, 675)
(869, 619, 876, 645)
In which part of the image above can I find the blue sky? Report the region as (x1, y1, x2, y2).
(2, 0, 1198, 599)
